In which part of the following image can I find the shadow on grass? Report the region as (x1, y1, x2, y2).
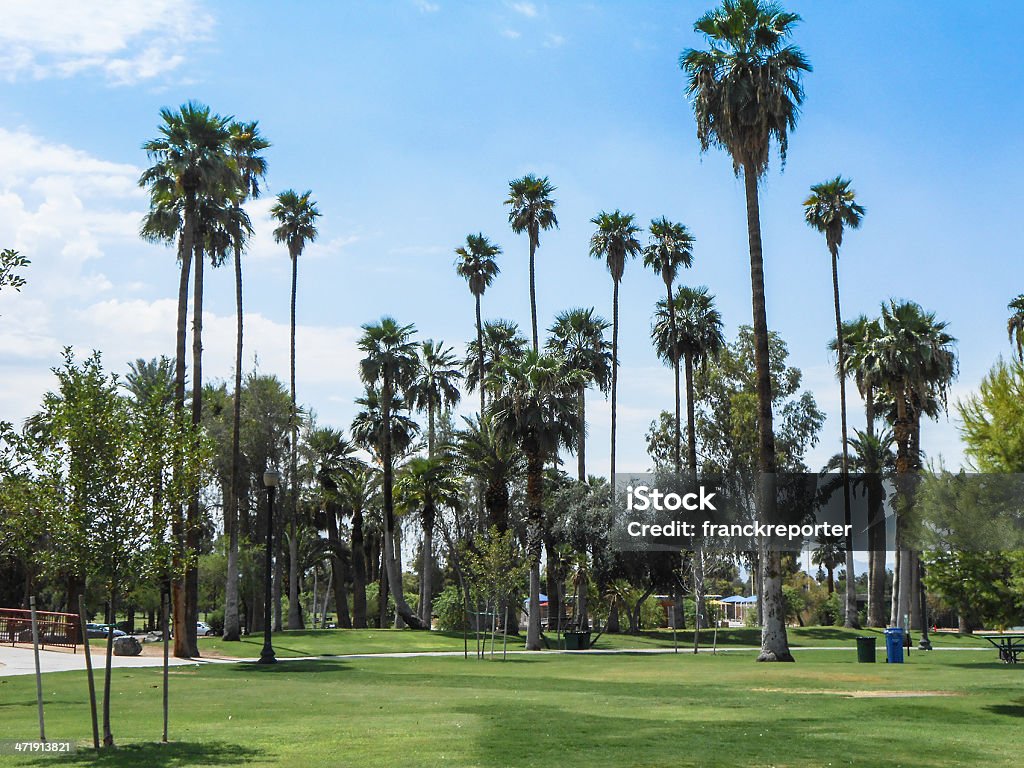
(229, 659, 351, 674)
(985, 702, 1024, 718)
(22, 741, 261, 767)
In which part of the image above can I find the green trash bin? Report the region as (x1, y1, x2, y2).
(856, 636, 876, 663)
(564, 631, 590, 650)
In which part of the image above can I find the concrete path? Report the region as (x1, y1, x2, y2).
(0, 645, 213, 677)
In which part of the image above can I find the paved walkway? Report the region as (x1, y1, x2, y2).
(0, 643, 990, 676)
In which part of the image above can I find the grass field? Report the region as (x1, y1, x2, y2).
(2, 640, 1019, 767)
(161, 625, 989, 658)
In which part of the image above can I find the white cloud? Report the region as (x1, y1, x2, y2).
(509, 2, 538, 18)
(544, 33, 565, 48)
(413, 0, 440, 13)
(0, 0, 212, 85)
(500, 29, 522, 40)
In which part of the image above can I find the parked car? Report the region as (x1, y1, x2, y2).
(197, 621, 216, 637)
(85, 623, 126, 639)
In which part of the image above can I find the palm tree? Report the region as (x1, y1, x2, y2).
(338, 466, 378, 628)
(1008, 295, 1024, 361)
(220, 121, 269, 642)
(589, 211, 642, 493)
(463, 319, 529, 396)
(804, 175, 866, 629)
(506, 175, 559, 351)
(455, 234, 502, 417)
(449, 415, 524, 533)
(652, 287, 724, 476)
(409, 340, 462, 458)
(270, 189, 321, 630)
(397, 456, 461, 625)
(139, 101, 233, 659)
(546, 308, 612, 481)
(357, 318, 427, 629)
(681, 0, 810, 663)
(872, 300, 956, 628)
(487, 351, 582, 649)
(811, 535, 845, 596)
(643, 217, 696, 473)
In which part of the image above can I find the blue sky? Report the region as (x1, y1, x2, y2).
(1, 0, 1022, 478)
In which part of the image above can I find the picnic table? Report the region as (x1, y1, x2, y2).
(978, 633, 1024, 664)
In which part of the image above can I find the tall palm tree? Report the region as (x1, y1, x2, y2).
(872, 300, 956, 628)
(455, 234, 502, 417)
(546, 308, 612, 481)
(487, 351, 582, 649)
(652, 287, 724, 476)
(1008, 295, 1024, 361)
(643, 218, 696, 473)
(589, 211, 642, 493)
(409, 340, 462, 458)
(271, 189, 321, 630)
(804, 175, 865, 629)
(139, 101, 233, 659)
(681, 0, 810, 663)
(221, 120, 269, 642)
(397, 456, 461, 625)
(463, 319, 528, 396)
(506, 174, 559, 351)
(357, 318, 426, 629)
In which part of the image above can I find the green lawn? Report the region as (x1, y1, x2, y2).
(1, 646, 1019, 767)
(148, 625, 988, 659)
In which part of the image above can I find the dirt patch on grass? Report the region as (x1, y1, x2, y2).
(754, 687, 960, 698)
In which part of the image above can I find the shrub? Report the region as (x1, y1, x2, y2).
(434, 584, 468, 631)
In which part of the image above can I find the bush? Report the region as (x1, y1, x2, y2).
(814, 593, 842, 626)
(208, 609, 224, 635)
(434, 584, 468, 631)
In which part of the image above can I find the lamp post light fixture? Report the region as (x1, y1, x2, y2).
(258, 470, 280, 664)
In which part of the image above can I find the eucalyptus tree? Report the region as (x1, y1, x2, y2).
(409, 340, 462, 458)
(643, 218, 696, 472)
(506, 174, 559, 351)
(270, 189, 320, 630)
(487, 350, 582, 650)
(804, 175, 865, 628)
(680, 0, 811, 662)
(872, 300, 956, 627)
(455, 234, 502, 416)
(140, 101, 233, 658)
(1008, 296, 1024, 361)
(357, 318, 427, 628)
(589, 211, 642, 492)
(546, 308, 612, 481)
(223, 121, 270, 641)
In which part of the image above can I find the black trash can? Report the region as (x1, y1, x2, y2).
(564, 631, 590, 650)
(856, 636, 876, 663)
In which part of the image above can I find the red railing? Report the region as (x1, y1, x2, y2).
(0, 608, 80, 652)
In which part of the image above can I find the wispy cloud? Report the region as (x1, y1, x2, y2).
(544, 33, 566, 48)
(501, 28, 522, 40)
(509, 1, 538, 18)
(0, 0, 213, 85)
(413, 0, 440, 12)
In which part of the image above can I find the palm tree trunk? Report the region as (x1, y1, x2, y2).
(324, 504, 351, 628)
(170, 226, 192, 659)
(684, 353, 697, 475)
(610, 279, 619, 494)
(183, 240, 204, 659)
(351, 507, 367, 628)
(381, 378, 426, 629)
(831, 245, 858, 629)
(525, 453, 544, 650)
(287, 251, 302, 630)
(894, 383, 912, 629)
(865, 385, 886, 627)
(741, 161, 791, 663)
(577, 384, 586, 482)
(529, 236, 538, 353)
(420, 504, 435, 625)
(474, 296, 486, 417)
(668, 282, 681, 474)
(224, 234, 244, 642)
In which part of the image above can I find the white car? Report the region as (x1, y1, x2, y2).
(196, 621, 215, 637)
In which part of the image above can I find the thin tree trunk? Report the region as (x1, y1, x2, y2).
(529, 236, 538, 353)
(610, 279, 619, 494)
(420, 504, 435, 626)
(894, 383, 912, 629)
(685, 353, 698, 475)
(223, 226, 244, 642)
(668, 282, 681, 473)
(102, 591, 116, 747)
(287, 249, 302, 630)
(351, 508, 367, 628)
(577, 385, 586, 482)
(831, 245, 858, 629)
(476, 296, 485, 417)
(741, 162, 791, 663)
(526, 454, 544, 650)
(183, 240, 204, 659)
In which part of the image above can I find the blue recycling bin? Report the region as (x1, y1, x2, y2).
(884, 627, 905, 663)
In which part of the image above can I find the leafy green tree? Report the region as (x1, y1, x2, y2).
(589, 210, 642, 492)
(546, 308, 612, 481)
(0, 249, 29, 293)
(358, 318, 426, 629)
(959, 357, 1024, 472)
(455, 234, 502, 416)
(804, 175, 865, 628)
(271, 188, 321, 630)
(487, 351, 581, 649)
(506, 175, 558, 352)
(643, 218, 695, 472)
(681, 0, 811, 662)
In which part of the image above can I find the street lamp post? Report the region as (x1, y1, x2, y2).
(258, 470, 280, 664)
